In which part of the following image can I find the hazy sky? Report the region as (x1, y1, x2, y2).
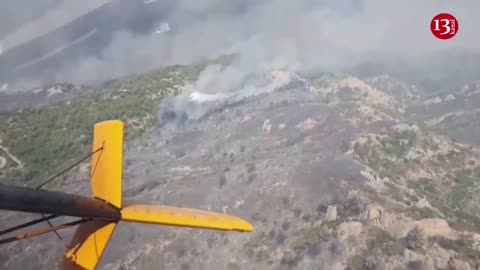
(1, 0, 479, 87)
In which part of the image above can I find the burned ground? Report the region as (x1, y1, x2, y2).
(1, 63, 480, 269)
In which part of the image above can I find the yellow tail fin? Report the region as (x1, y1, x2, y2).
(62, 119, 253, 270)
(63, 120, 123, 270)
(63, 221, 117, 270)
(90, 120, 124, 208)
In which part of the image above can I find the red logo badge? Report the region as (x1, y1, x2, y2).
(431, 13, 458, 40)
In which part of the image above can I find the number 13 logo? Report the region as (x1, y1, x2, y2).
(431, 13, 458, 40)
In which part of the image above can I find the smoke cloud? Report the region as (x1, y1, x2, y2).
(0, 0, 109, 52)
(1, 0, 479, 90)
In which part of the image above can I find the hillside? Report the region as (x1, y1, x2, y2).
(0, 55, 233, 186)
(0, 56, 480, 270)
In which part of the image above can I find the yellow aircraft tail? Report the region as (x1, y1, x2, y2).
(121, 204, 254, 232)
(89, 120, 124, 209)
(63, 221, 117, 270)
(62, 120, 253, 270)
(63, 120, 124, 269)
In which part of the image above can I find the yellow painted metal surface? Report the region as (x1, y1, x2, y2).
(121, 204, 254, 232)
(90, 120, 124, 208)
(63, 220, 117, 270)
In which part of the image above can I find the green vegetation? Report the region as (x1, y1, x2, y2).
(243, 231, 274, 254)
(366, 227, 404, 256)
(405, 206, 438, 220)
(289, 221, 338, 254)
(336, 86, 356, 103)
(352, 123, 480, 234)
(0, 56, 235, 185)
(345, 228, 404, 270)
(382, 129, 417, 157)
(433, 237, 480, 264)
(301, 70, 341, 87)
(353, 129, 418, 180)
(345, 254, 373, 270)
(355, 130, 417, 161)
(413, 169, 480, 232)
(435, 111, 480, 145)
(449, 169, 478, 211)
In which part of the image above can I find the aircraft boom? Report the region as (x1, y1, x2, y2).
(0, 184, 120, 220)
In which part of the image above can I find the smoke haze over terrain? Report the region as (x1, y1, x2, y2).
(1, 0, 479, 89)
(3, 2, 480, 270)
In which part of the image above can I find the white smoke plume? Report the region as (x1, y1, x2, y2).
(2, 0, 479, 90)
(156, 63, 298, 128)
(68, 0, 480, 83)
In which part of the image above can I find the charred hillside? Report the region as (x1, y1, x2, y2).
(1, 54, 480, 269)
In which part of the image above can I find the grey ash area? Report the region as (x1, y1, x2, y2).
(5, 68, 480, 269)
(0, 84, 366, 270)
(93, 87, 366, 269)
